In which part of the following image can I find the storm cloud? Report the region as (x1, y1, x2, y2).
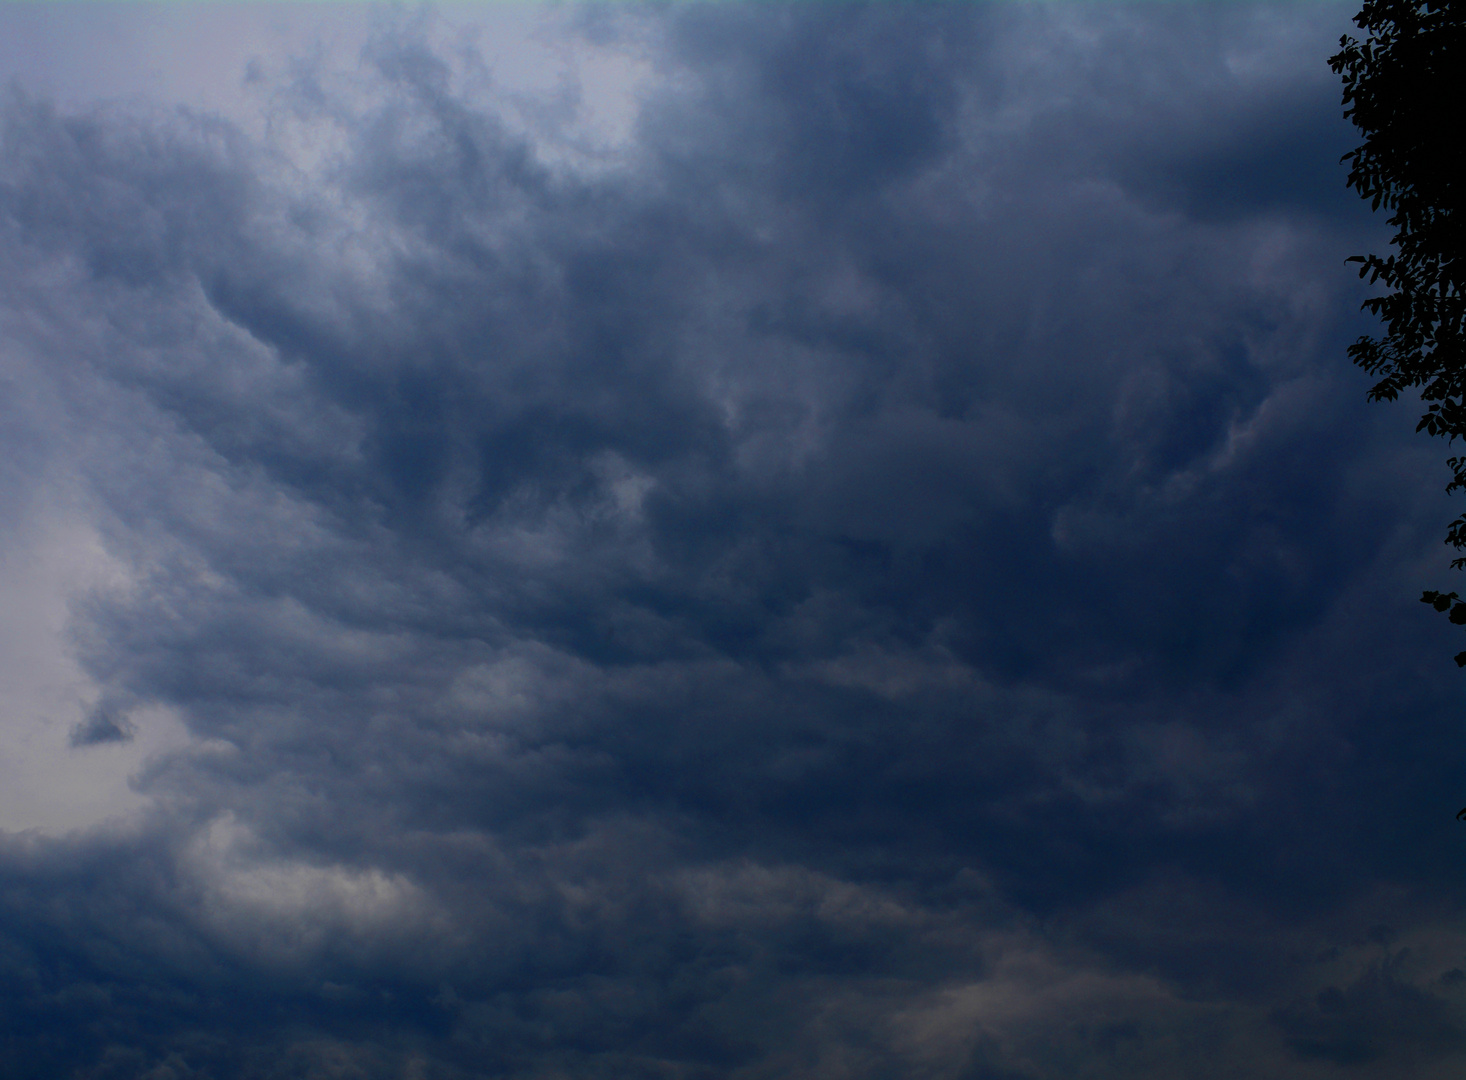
(0, 4, 1461, 1078)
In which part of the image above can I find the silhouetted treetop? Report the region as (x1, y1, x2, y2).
(1331, 1, 1466, 661)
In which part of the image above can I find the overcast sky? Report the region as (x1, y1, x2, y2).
(0, 3, 1462, 1078)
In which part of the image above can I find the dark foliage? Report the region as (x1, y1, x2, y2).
(1330, 2, 1466, 667)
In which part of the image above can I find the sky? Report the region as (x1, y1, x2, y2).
(0, 2, 1462, 1077)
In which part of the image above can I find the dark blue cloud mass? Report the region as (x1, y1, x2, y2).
(0, 4, 1461, 1078)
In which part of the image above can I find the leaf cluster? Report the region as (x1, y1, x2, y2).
(1332, 2, 1464, 474)
(1332, 3, 1466, 661)
(1420, 591, 1466, 663)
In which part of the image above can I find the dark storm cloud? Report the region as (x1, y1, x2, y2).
(68, 699, 134, 747)
(0, 4, 1462, 1078)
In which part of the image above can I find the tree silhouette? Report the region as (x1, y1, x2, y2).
(1332, 1, 1464, 817)
(1331, 1, 1465, 653)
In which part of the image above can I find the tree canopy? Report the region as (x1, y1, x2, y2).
(1331, 1, 1465, 660)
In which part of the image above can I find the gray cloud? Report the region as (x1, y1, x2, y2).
(0, 4, 1461, 1078)
(68, 701, 134, 747)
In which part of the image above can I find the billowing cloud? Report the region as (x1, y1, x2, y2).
(0, 4, 1461, 1078)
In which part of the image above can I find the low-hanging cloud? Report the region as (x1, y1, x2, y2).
(0, 4, 1461, 1078)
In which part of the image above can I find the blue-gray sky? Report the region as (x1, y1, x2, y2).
(0, 4, 1462, 1078)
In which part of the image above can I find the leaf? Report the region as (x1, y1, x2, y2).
(1422, 589, 1457, 611)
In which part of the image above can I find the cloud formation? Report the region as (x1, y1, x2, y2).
(0, 4, 1461, 1078)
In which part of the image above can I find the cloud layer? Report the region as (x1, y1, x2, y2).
(0, 5, 1461, 1077)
